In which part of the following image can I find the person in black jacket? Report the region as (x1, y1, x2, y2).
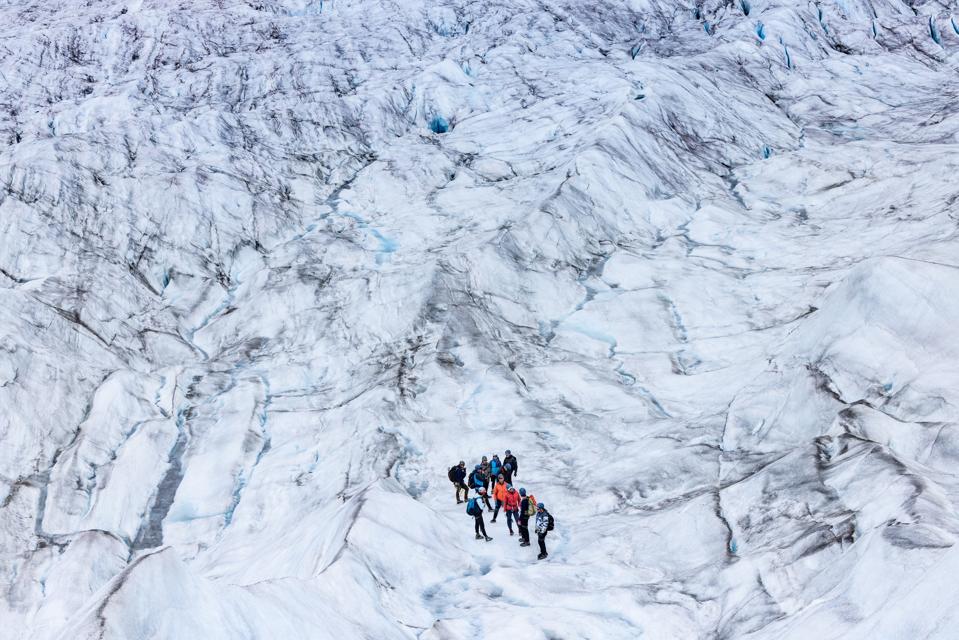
(503, 450, 518, 478)
(449, 461, 468, 503)
(517, 487, 531, 547)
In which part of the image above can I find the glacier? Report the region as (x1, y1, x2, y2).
(2, 0, 959, 638)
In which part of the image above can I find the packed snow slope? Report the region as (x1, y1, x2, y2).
(2, 0, 959, 638)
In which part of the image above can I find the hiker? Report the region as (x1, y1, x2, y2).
(448, 461, 468, 503)
(503, 450, 518, 478)
(467, 488, 492, 541)
(480, 457, 491, 492)
(469, 465, 490, 507)
(490, 454, 502, 479)
(491, 475, 508, 522)
(503, 485, 521, 536)
(468, 464, 482, 490)
(535, 502, 554, 560)
(517, 487, 535, 547)
(502, 463, 514, 485)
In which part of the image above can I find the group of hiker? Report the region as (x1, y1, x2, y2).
(448, 450, 555, 560)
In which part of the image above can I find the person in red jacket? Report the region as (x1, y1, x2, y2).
(491, 475, 508, 522)
(503, 485, 521, 536)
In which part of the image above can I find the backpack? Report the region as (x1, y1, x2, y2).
(448, 466, 457, 482)
(466, 498, 480, 517)
(526, 495, 537, 517)
(547, 513, 555, 531)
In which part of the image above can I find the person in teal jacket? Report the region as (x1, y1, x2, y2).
(489, 454, 502, 478)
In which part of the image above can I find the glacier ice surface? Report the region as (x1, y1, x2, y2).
(2, 0, 959, 638)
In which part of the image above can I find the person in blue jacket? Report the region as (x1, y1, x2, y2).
(489, 454, 502, 479)
(469, 465, 492, 509)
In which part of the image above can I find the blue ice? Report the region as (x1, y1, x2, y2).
(340, 212, 398, 263)
(429, 115, 450, 134)
(929, 18, 942, 45)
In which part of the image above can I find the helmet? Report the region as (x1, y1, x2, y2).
(537, 503, 545, 510)
(504, 464, 511, 470)
(459, 461, 465, 466)
(507, 485, 514, 491)
(474, 464, 481, 470)
(477, 487, 486, 493)
(519, 488, 527, 496)
(505, 449, 511, 455)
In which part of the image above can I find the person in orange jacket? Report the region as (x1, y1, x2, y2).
(491, 475, 508, 522)
(503, 485, 521, 536)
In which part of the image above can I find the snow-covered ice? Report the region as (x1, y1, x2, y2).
(2, 0, 959, 638)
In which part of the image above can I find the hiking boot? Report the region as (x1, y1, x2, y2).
(475, 533, 482, 540)
(537, 553, 547, 560)
(490, 519, 497, 523)
(457, 500, 463, 504)
(484, 536, 493, 542)
(520, 541, 530, 547)
(509, 531, 514, 536)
